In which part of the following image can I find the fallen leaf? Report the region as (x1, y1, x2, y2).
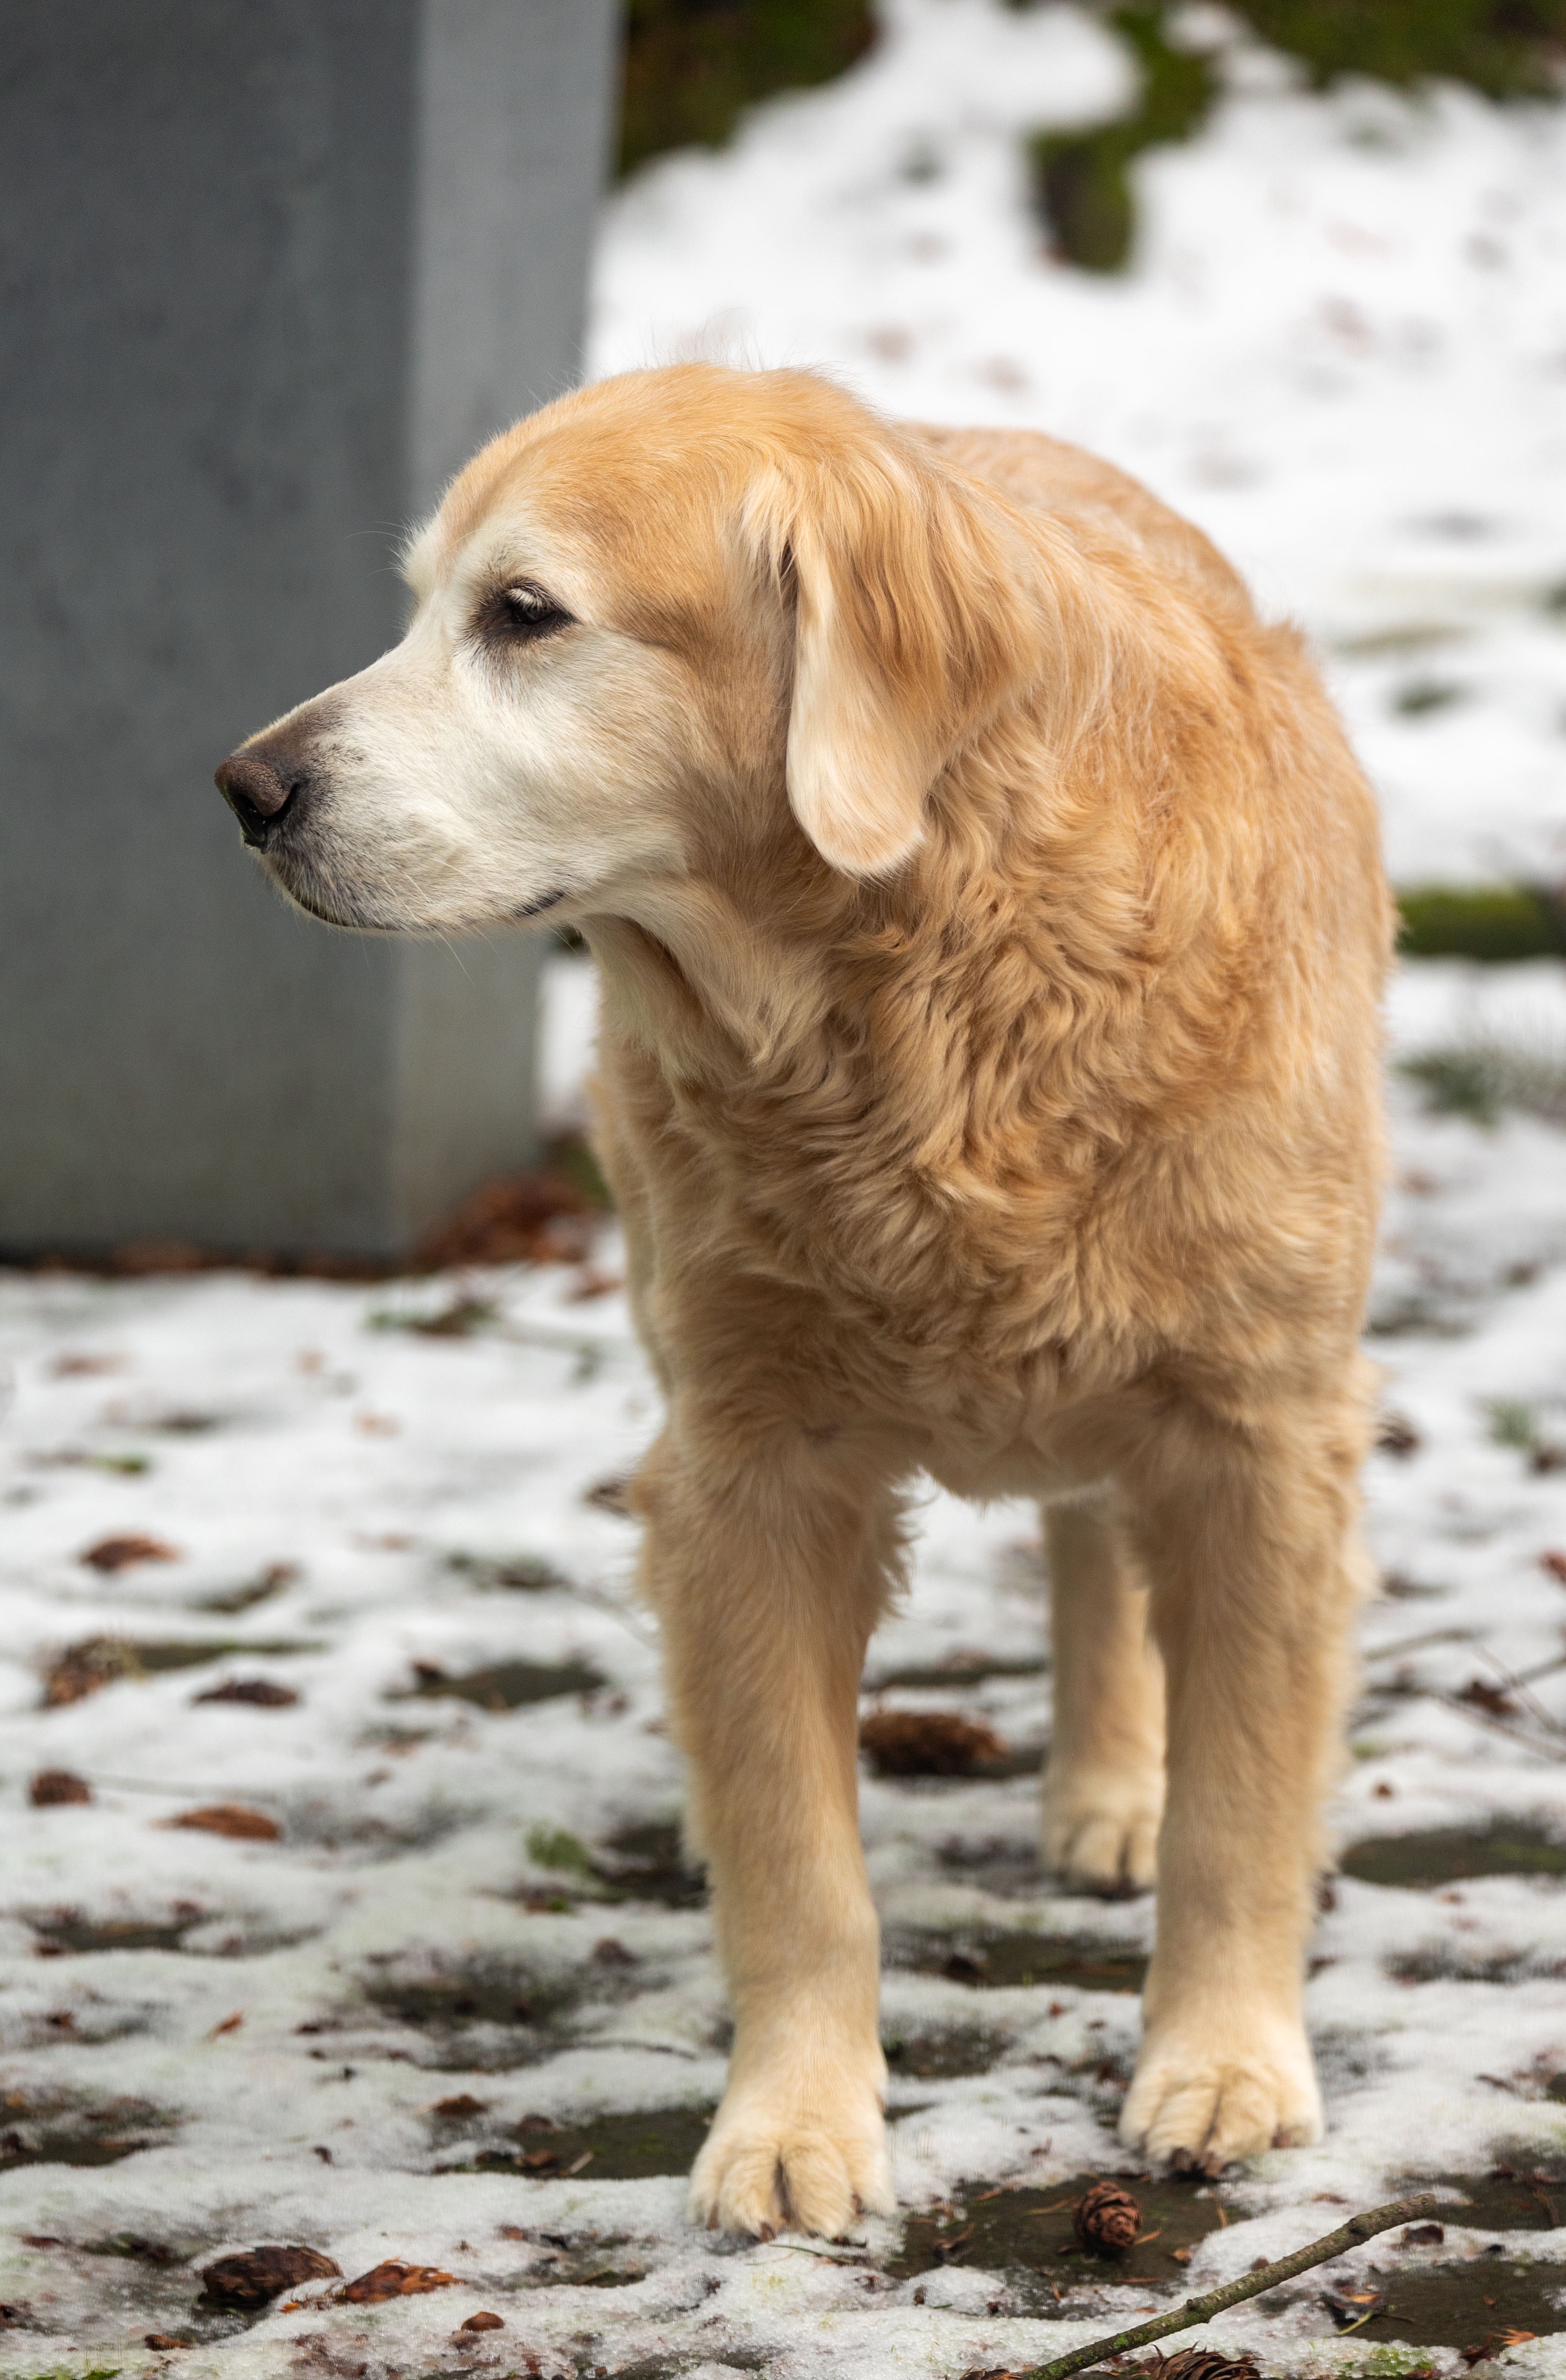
(30, 1769, 92, 1806)
(144, 2334, 192, 2350)
(208, 2010, 244, 2038)
(859, 1707, 1009, 1777)
(165, 1805, 280, 1841)
(200, 2245, 340, 2308)
(432, 2094, 488, 2119)
(460, 2310, 505, 2331)
(81, 1533, 180, 1572)
(22, 2236, 64, 2249)
(1401, 2220, 1445, 2245)
(42, 1636, 145, 1706)
(1541, 1550, 1566, 1585)
(341, 2259, 458, 2302)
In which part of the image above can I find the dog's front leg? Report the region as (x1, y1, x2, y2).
(634, 1425, 898, 2237)
(1118, 1394, 1364, 2172)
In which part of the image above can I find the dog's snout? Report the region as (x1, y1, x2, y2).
(214, 751, 304, 849)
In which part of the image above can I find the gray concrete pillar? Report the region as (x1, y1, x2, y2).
(0, 0, 618, 1261)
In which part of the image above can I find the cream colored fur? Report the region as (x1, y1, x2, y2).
(227, 365, 1393, 2239)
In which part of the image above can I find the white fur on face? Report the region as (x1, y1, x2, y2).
(254, 514, 700, 935)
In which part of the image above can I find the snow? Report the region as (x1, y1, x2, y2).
(5, 3, 1566, 2370)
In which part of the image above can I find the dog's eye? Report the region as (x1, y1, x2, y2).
(487, 580, 573, 641)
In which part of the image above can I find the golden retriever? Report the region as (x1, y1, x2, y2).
(216, 364, 1392, 2240)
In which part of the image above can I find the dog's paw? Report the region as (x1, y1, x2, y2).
(688, 2072, 893, 2238)
(1118, 2021, 1321, 2174)
(1041, 1768, 1161, 1894)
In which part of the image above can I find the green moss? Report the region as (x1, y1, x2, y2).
(1237, 0, 1566, 99)
(618, 0, 876, 177)
(1397, 883, 1566, 962)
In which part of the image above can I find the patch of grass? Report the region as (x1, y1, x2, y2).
(618, 0, 876, 178)
(1397, 883, 1566, 962)
(526, 1824, 599, 1882)
(1027, 8, 1217, 271)
(1486, 1398, 1540, 1451)
(1393, 677, 1467, 716)
(1237, 0, 1566, 102)
(1400, 1039, 1566, 1130)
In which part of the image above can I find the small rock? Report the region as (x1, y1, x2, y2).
(200, 2245, 340, 2308)
(1401, 2220, 1446, 2245)
(30, 1769, 92, 1806)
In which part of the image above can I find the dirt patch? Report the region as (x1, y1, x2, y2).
(888, 2171, 1230, 2307)
(363, 1959, 581, 2068)
(872, 1656, 1047, 1690)
(440, 2104, 714, 2181)
(404, 1655, 605, 1710)
(593, 1819, 707, 1909)
(889, 1928, 1147, 1992)
(1343, 1822, 1566, 1887)
(1278, 2253, 1566, 2349)
(42, 1635, 316, 1706)
(0, 2097, 173, 2169)
(31, 1911, 199, 1954)
(1399, 2164, 1566, 2231)
(884, 2024, 1004, 2079)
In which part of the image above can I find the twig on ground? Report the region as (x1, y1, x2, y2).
(1018, 2192, 1439, 2380)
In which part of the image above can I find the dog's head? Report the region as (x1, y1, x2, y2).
(215, 366, 1057, 936)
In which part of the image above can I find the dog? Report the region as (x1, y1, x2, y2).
(216, 363, 1392, 2239)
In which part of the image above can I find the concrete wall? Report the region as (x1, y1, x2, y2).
(0, 0, 618, 1259)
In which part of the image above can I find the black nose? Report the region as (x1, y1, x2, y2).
(214, 752, 301, 849)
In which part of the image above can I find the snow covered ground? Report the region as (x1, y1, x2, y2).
(5, 4, 1566, 2372)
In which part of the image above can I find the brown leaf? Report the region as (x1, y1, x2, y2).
(165, 1804, 280, 1841)
(1323, 2282, 1387, 2327)
(193, 1678, 298, 1708)
(30, 1769, 92, 1806)
(208, 2011, 244, 2038)
(340, 2259, 458, 2303)
(859, 1707, 1009, 1777)
(1541, 1550, 1566, 1584)
(592, 1936, 638, 1967)
(81, 1534, 180, 1573)
(1401, 2220, 1446, 2245)
(200, 2245, 340, 2308)
(144, 2334, 192, 2350)
(22, 2236, 64, 2249)
(460, 2311, 505, 2331)
(432, 2094, 488, 2119)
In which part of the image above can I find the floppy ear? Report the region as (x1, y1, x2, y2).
(753, 446, 1050, 877)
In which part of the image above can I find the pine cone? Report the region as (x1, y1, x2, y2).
(1142, 2354, 1260, 2380)
(1073, 2177, 1142, 2255)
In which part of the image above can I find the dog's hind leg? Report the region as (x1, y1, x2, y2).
(633, 1420, 900, 2239)
(1040, 1497, 1164, 1893)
